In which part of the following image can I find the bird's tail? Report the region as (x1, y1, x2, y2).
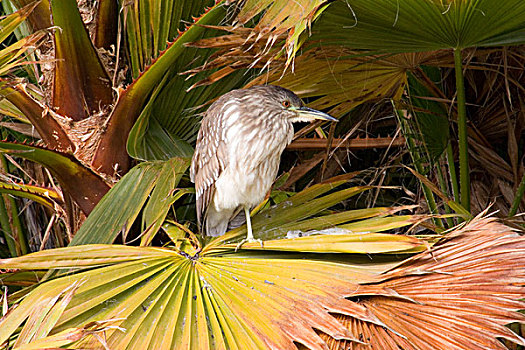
(203, 206, 237, 237)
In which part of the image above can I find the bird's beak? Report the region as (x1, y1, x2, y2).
(290, 106, 338, 122)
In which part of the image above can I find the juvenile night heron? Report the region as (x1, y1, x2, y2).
(190, 85, 337, 242)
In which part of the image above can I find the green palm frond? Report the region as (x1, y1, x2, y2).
(70, 157, 189, 245)
(0, 2, 43, 76)
(313, 0, 525, 52)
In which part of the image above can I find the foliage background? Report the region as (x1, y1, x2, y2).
(0, 0, 523, 349)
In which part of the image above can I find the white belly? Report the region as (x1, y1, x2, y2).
(212, 116, 292, 211)
(212, 155, 280, 211)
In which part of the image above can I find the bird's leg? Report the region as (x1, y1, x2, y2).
(245, 205, 254, 241)
(236, 206, 263, 251)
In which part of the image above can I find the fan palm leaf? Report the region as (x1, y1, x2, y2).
(0, 216, 523, 349)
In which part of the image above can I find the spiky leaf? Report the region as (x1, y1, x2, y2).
(0, 181, 62, 209)
(0, 141, 109, 215)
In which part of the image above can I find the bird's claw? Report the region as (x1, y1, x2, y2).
(235, 238, 263, 251)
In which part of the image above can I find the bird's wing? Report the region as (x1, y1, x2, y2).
(190, 111, 227, 226)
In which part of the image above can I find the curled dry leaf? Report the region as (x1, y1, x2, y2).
(320, 216, 525, 349)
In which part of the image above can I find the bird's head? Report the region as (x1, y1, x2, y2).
(248, 85, 338, 124)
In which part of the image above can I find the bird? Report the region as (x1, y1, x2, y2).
(190, 85, 337, 243)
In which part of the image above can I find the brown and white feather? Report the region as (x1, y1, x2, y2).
(191, 86, 303, 236)
(190, 98, 228, 226)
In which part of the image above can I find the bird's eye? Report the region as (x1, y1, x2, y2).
(282, 100, 291, 108)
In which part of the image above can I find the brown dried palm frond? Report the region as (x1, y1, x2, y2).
(315, 215, 525, 349)
(227, 0, 327, 63)
(183, 24, 289, 89)
(459, 47, 525, 215)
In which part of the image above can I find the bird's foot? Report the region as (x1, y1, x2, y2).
(235, 237, 263, 251)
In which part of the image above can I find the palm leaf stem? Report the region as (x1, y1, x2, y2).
(0, 187, 17, 256)
(509, 171, 525, 217)
(394, 104, 443, 229)
(454, 48, 470, 211)
(0, 153, 27, 256)
(0, 154, 26, 255)
(446, 142, 460, 205)
(435, 155, 455, 228)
